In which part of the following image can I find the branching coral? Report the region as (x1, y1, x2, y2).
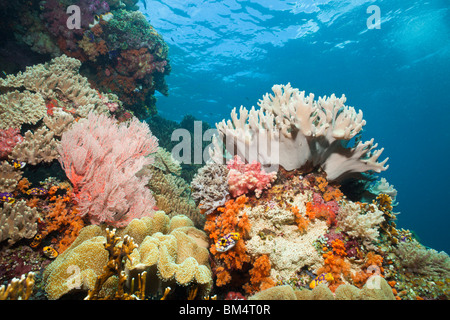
(0, 272, 35, 300)
(210, 83, 388, 182)
(85, 228, 138, 300)
(0, 200, 39, 245)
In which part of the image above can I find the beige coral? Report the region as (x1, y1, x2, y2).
(43, 112, 74, 137)
(336, 200, 385, 243)
(9, 127, 59, 165)
(0, 90, 46, 130)
(0, 161, 22, 193)
(0, 200, 39, 245)
(244, 191, 328, 281)
(210, 83, 388, 182)
(0, 55, 114, 120)
(43, 212, 211, 299)
(249, 276, 395, 300)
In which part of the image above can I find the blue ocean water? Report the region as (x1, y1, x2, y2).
(139, 0, 450, 253)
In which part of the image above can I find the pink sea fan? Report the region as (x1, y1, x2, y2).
(227, 155, 277, 198)
(0, 128, 23, 159)
(58, 112, 158, 227)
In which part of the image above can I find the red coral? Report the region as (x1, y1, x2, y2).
(227, 155, 277, 198)
(0, 128, 23, 159)
(305, 193, 338, 226)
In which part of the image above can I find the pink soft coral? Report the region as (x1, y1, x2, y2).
(227, 155, 277, 198)
(58, 112, 158, 227)
(0, 128, 23, 159)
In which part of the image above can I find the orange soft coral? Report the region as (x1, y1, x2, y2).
(323, 187, 344, 202)
(292, 205, 309, 233)
(331, 239, 347, 257)
(17, 178, 31, 193)
(315, 176, 328, 192)
(351, 251, 384, 288)
(317, 251, 351, 292)
(42, 195, 85, 253)
(243, 255, 275, 294)
(305, 201, 336, 226)
(204, 195, 251, 286)
(216, 267, 232, 287)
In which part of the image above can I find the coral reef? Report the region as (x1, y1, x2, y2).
(0, 42, 447, 305)
(32, 1, 171, 116)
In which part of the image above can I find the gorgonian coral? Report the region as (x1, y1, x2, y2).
(58, 112, 158, 227)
